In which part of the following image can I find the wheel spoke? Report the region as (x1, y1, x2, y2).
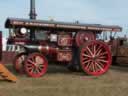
(83, 57, 89, 61)
(98, 52, 108, 57)
(93, 45, 96, 55)
(94, 62, 99, 72)
(95, 62, 104, 72)
(88, 61, 94, 72)
(35, 68, 40, 74)
(96, 49, 102, 56)
(30, 68, 34, 73)
(28, 59, 35, 64)
(31, 56, 35, 63)
(92, 62, 96, 72)
(95, 45, 102, 54)
(82, 59, 91, 65)
(96, 60, 105, 68)
(39, 64, 44, 68)
(33, 68, 37, 74)
(97, 59, 108, 63)
(28, 66, 34, 72)
(87, 46, 93, 56)
(38, 65, 43, 71)
(98, 56, 106, 59)
(26, 64, 33, 67)
(82, 53, 91, 58)
(85, 61, 91, 69)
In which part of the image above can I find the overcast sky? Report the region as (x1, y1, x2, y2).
(0, 0, 128, 37)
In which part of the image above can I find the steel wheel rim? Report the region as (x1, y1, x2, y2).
(80, 41, 111, 76)
(25, 53, 48, 78)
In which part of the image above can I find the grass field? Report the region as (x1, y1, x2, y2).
(0, 64, 128, 96)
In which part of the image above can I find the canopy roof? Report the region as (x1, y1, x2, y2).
(5, 18, 122, 32)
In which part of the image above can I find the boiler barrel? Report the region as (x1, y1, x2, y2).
(24, 45, 58, 54)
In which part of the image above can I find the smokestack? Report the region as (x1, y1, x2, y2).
(29, 0, 37, 19)
(29, 0, 36, 41)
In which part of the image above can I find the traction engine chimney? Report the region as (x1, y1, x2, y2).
(29, 0, 37, 19)
(29, 0, 37, 40)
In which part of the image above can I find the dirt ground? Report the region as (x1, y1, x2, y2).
(0, 64, 128, 96)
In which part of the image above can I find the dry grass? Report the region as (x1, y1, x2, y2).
(0, 64, 128, 96)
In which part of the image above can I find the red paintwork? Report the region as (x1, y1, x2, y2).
(13, 53, 27, 74)
(58, 34, 73, 47)
(80, 41, 112, 76)
(39, 46, 58, 55)
(57, 50, 72, 62)
(76, 32, 95, 47)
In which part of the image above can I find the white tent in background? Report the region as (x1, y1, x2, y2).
(2, 38, 7, 51)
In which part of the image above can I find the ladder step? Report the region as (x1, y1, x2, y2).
(0, 64, 17, 82)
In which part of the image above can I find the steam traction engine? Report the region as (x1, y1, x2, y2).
(5, 18, 122, 77)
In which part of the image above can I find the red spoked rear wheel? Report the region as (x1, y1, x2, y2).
(76, 32, 95, 47)
(13, 53, 27, 74)
(24, 53, 48, 78)
(80, 41, 112, 76)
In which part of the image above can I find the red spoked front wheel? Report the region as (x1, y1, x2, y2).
(76, 32, 95, 47)
(24, 53, 48, 78)
(80, 41, 112, 76)
(13, 53, 27, 74)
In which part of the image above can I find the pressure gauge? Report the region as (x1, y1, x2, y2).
(20, 28, 27, 35)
